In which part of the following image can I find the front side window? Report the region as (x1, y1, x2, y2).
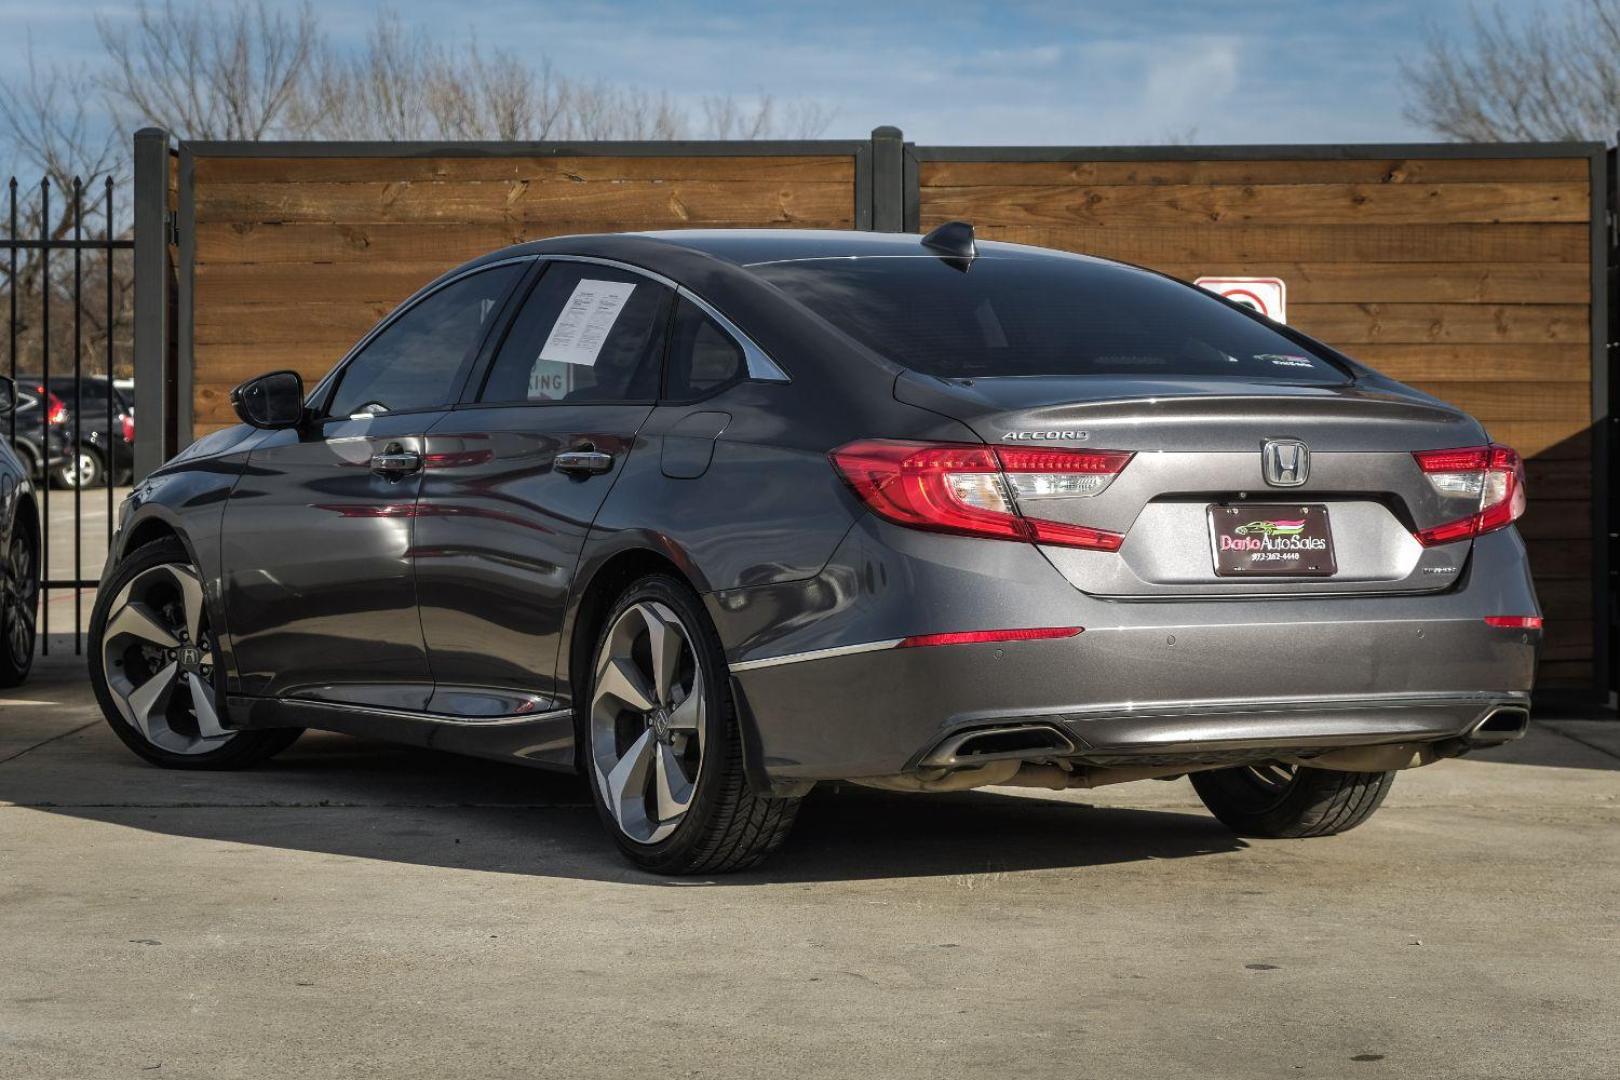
(665, 298, 746, 401)
(327, 264, 524, 418)
(479, 262, 671, 405)
(750, 254, 1350, 384)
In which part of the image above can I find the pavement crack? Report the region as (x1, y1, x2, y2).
(0, 720, 100, 767)
(1541, 721, 1620, 763)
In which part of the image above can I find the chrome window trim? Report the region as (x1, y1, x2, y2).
(308, 254, 539, 413)
(540, 254, 791, 385)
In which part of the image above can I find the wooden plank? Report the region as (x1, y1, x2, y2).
(196, 261, 447, 305)
(197, 155, 856, 184)
(919, 158, 1590, 187)
(1526, 538, 1590, 579)
(1150, 262, 1589, 304)
(1534, 577, 1594, 619)
(975, 223, 1589, 265)
(195, 222, 531, 265)
(1522, 458, 1593, 500)
(1539, 619, 1593, 661)
(196, 302, 395, 344)
(1481, 421, 1592, 459)
(194, 180, 856, 226)
(1408, 380, 1588, 422)
(1290, 303, 1589, 345)
(1345, 344, 1589, 382)
(1516, 499, 1592, 540)
(918, 182, 1589, 227)
(1534, 660, 1593, 686)
(196, 342, 355, 377)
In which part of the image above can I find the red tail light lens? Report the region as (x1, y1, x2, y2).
(1484, 616, 1542, 629)
(38, 387, 66, 426)
(829, 440, 1131, 551)
(1412, 444, 1526, 546)
(119, 413, 136, 443)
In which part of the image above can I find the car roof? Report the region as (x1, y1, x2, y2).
(453, 228, 1093, 278)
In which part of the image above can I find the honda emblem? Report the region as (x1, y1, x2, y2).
(1262, 440, 1310, 487)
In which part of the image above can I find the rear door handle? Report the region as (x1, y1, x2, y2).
(370, 447, 422, 477)
(555, 450, 615, 476)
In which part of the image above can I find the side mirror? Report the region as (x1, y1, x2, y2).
(230, 370, 304, 430)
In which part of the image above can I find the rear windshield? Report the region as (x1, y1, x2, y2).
(750, 254, 1349, 384)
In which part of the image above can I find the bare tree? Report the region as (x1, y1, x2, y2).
(2, 46, 133, 383)
(94, 0, 321, 140)
(1401, 0, 1620, 141)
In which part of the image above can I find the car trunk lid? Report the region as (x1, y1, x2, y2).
(894, 371, 1491, 597)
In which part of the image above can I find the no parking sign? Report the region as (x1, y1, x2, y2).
(1194, 276, 1287, 324)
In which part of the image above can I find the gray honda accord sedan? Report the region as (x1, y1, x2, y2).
(89, 223, 1539, 873)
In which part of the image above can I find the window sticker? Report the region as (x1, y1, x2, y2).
(1257, 353, 1313, 369)
(538, 279, 637, 367)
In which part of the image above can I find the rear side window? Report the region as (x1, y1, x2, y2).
(665, 298, 746, 401)
(328, 264, 523, 417)
(750, 254, 1349, 384)
(480, 263, 670, 405)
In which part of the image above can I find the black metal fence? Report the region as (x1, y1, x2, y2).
(3, 175, 134, 655)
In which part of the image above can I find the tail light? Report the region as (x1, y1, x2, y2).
(829, 440, 1133, 551)
(1412, 444, 1527, 546)
(120, 413, 135, 443)
(38, 387, 66, 426)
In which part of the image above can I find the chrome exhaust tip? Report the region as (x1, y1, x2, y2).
(918, 723, 1076, 769)
(1464, 705, 1530, 747)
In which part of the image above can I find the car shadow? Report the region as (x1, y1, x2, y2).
(5, 722, 1246, 885)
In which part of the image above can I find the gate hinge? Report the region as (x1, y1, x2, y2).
(164, 212, 179, 247)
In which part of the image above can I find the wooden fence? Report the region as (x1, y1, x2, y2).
(132, 129, 1608, 696)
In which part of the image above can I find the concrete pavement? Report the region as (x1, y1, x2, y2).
(2, 651, 1617, 1079)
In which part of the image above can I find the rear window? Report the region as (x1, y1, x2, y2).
(749, 254, 1349, 384)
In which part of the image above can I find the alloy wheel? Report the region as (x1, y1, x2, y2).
(59, 451, 100, 489)
(1243, 761, 1298, 800)
(100, 561, 232, 755)
(589, 600, 706, 845)
(2, 533, 37, 669)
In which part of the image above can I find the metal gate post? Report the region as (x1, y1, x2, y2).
(871, 126, 906, 232)
(131, 127, 174, 480)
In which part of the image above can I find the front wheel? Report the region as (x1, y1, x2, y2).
(0, 523, 39, 687)
(1191, 762, 1394, 838)
(89, 537, 302, 769)
(584, 573, 799, 874)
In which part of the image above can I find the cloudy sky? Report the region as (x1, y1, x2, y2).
(0, 0, 1548, 149)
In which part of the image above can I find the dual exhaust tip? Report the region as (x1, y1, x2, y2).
(920, 704, 1531, 771)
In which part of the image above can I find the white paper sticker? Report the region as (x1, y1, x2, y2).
(538, 279, 637, 367)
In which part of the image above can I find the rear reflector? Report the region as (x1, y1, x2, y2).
(829, 439, 1130, 551)
(1412, 444, 1527, 546)
(1484, 616, 1542, 629)
(897, 627, 1083, 649)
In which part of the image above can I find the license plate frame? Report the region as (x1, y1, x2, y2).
(1208, 504, 1337, 577)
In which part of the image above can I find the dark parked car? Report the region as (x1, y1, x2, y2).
(20, 375, 135, 489)
(2, 381, 71, 483)
(0, 375, 42, 687)
(88, 226, 1539, 873)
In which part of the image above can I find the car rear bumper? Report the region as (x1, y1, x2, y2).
(715, 518, 1540, 782)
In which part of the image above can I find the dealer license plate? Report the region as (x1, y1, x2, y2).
(1209, 504, 1337, 577)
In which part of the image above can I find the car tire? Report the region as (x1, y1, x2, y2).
(89, 537, 302, 769)
(0, 522, 38, 687)
(1191, 762, 1394, 838)
(53, 445, 105, 490)
(583, 572, 799, 874)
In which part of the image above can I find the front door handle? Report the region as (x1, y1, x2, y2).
(370, 446, 422, 477)
(555, 450, 615, 476)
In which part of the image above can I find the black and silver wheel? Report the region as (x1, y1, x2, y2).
(1191, 760, 1395, 838)
(53, 445, 104, 490)
(585, 573, 799, 873)
(0, 523, 38, 687)
(89, 537, 300, 769)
